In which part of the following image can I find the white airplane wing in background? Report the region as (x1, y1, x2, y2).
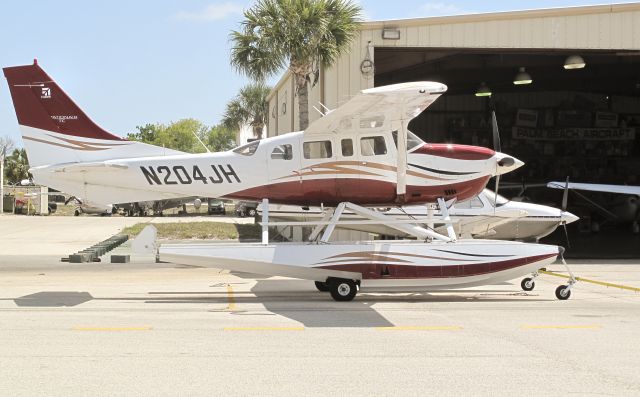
(547, 181, 640, 196)
(305, 82, 447, 136)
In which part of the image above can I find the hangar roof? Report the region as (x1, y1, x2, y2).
(363, 3, 640, 28)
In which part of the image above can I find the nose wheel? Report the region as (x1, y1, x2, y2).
(555, 285, 571, 300)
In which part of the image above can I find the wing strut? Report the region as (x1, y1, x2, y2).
(396, 118, 408, 202)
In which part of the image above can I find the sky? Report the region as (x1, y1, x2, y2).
(0, 0, 633, 146)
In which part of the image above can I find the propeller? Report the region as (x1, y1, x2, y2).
(491, 108, 501, 212)
(561, 176, 571, 249)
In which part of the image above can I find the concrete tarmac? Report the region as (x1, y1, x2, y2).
(0, 214, 254, 255)
(0, 251, 639, 396)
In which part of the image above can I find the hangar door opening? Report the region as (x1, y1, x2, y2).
(374, 47, 640, 256)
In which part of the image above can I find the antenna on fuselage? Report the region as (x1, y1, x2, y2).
(192, 130, 211, 153)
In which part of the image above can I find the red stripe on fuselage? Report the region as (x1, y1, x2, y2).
(224, 175, 490, 206)
(317, 253, 557, 280)
(412, 144, 495, 161)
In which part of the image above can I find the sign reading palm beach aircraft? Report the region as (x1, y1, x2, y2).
(4, 60, 576, 301)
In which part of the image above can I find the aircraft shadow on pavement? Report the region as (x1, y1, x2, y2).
(8, 281, 546, 328)
(13, 291, 94, 307)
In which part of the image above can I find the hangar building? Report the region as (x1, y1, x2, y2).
(266, 3, 640, 245)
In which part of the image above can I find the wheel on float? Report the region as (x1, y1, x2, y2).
(555, 285, 571, 300)
(328, 279, 358, 302)
(521, 277, 535, 291)
(314, 281, 329, 292)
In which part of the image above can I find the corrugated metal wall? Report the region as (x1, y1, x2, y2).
(267, 4, 640, 137)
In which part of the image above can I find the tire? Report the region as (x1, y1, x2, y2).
(521, 278, 535, 291)
(314, 281, 329, 292)
(74, 209, 80, 216)
(248, 208, 257, 217)
(555, 285, 571, 300)
(238, 210, 246, 218)
(328, 279, 358, 302)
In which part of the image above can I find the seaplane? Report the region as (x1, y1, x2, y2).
(3, 60, 576, 301)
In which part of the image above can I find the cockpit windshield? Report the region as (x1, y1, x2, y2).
(392, 130, 425, 151)
(233, 141, 259, 156)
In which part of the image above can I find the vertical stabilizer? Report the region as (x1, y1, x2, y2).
(3, 60, 182, 167)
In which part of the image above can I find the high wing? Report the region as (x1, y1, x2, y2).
(305, 82, 447, 136)
(547, 182, 640, 196)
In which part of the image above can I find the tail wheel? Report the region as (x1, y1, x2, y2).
(555, 285, 571, 300)
(314, 281, 329, 292)
(328, 279, 358, 302)
(521, 277, 535, 291)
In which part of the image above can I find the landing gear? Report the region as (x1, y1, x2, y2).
(327, 278, 358, 302)
(555, 285, 571, 300)
(314, 281, 329, 292)
(521, 271, 539, 291)
(521, 277, 535, 291)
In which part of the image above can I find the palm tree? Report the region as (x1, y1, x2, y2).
(5, 148, 31, 184)
(222, 83, 271, 140)
(230, 0, 362, 131)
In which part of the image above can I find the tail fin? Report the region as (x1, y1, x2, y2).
(3, 60, 181, 167)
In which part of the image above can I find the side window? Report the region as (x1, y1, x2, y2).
(233, 141, 259, 156)
(360, 136, 387, 156)
(271, 144, 293, 160)
(341, 139, 353, 157)
(303, 140, 332, 159)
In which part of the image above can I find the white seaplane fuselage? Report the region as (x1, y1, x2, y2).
(28, 130, 520, 209)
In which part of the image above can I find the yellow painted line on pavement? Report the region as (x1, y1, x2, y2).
(226, 283, 237, 312)
(223, 327, 305, 331)
(73, 327, 153, 331)
(540, 270, 640, 293)
(522, 325, 601, 330)
(376, 326, 462, 331)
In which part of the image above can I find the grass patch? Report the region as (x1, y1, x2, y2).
(121, 221, 262, 241)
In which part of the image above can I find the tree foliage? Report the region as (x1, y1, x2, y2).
(126, 119, 237, 153)
(206, 125, 237, 152)
(230, 0, 361, 130)
(0, 136, 14, 157)
(4, 148, 31, 184)
(222, 83, 271, 140)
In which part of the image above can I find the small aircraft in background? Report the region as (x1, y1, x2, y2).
(67, 196, 204, 217)
(116, 197, 203, 216)
(262, 188, 579, 242)
(65, 196, 113, 216)
(548, 181, 640, 233)
(4, 60, 573, 301)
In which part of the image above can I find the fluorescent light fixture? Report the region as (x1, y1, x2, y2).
(564, 54, 586, 69)
(513, 67, 532, 85)
(382, 28, 401, 40)
(475, 82, 492, 97)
